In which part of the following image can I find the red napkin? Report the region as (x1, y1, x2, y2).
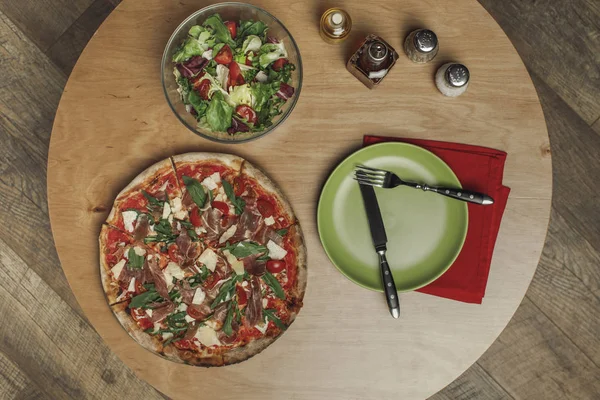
(363, 135, 510, 304)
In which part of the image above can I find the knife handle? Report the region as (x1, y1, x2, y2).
(427, 185, 494, 205)
(378, 251, 400, 318)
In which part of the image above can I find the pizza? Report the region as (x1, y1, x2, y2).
(99, 153, 307, 366)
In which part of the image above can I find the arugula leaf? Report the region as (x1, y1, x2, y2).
(211, 275, 242, 309)
(202, 14, 235, 46)
(206, 91, 233, 132)
(256, 254, 270, 262)
(188, 90, 209, 117)
(165, 311, 188, 333)
(262, 271, 285, 299)
(186, 265, 210, 287)
(222, 180, 245, 215)
(263, 308, 287, 330)
(129, 288, 162, 309)
(224, 241, 268, 258)
(187, 229, 199, 241)
(126, 247, 145, 270)
(182, 175, 207, 208)
(142, 190, 163, 207)
(204, 59, 217, 76)
(222, 300, 236, 336)
(276, 228, 288, 236)
(154, 218, 173, 236)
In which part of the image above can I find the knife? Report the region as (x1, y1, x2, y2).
(358, 183, 400, 318)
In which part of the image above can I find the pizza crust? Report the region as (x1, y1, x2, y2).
(286, 223, 308, 317)
(171, 152, 244, 172)
(99, 224, 123, 305)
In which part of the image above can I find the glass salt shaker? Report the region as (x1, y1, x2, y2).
(435, 63, 470, 97)
(403, 29, 439, 63)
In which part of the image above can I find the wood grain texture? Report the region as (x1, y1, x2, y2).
(0, 237, 164, 400)
(0, 0, 94, 52)
(429, 363, 513, 400)
(478, 0, 600, 125)
(592, 117, 600, 136)
(46, 0, 551, 398)
(46, 0, 121, 75)
(478, 297, 600, 399)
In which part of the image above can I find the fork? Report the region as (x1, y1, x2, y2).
(354, 165, 494, 205)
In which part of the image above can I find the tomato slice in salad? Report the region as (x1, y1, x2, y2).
(272, 58, 289, 71)
(235, 105, 257, 124)
(215, 45, 233, 64)
(228, 61, 245, 87)
(224, 21, 237, 38)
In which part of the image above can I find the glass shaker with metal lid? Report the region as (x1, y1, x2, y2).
(435, 63, 470, 97)
(347, 34, 399, 89)
(403, 29, 439, 63)
(320, 8, 352, 44)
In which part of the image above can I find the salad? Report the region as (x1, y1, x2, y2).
(172, 13, 296, 135)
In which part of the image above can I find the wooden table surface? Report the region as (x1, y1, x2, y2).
(45, 0, 552, 398)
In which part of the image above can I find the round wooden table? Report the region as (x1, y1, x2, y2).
(47, 0, 552, 398)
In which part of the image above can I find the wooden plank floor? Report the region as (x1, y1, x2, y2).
(0, 0, 598, 398)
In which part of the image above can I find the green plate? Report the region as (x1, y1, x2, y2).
(317, 142, 468, 292)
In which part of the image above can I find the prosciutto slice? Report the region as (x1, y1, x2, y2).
(254, 225, 283, 246)
(211, 302, 229, 331)
(242, 254, 266, 276)
(133, 214, 150, 241)
(245, 277, 263, 327)
(147, 256, 169, 300)
(201, 205, 224, 241)
(176, 280, 196, 305)
(229, 208, 263, 242)
(149, 301, 175, 323)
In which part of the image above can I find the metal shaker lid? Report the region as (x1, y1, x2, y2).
(445, 64, 470, 87)
(368, 41, 388, 61)
(413, 29, 438, 53)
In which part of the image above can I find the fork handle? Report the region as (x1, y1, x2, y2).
(426, 185, 494, 205)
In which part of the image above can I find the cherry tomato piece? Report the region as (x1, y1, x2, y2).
(196, 79, 211, 100)
(228, 61, 245, 87)
(214, 45, 233, 64)
(266, 259, 286, 273)
(236, 285, 248, 305)
(137, 317, 153, 331)
(256, 198, 275, 217)
(235, 105, 258, 125)
(189, 207, 202, 227)
(212, 201, 229, 216)
(224, 21, 237, 38)
(272, 58, 288, 71)
(233, 176, 245, 197)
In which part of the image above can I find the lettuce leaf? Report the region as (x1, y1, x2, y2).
(241, 35, 262, 54)
(206, 92, 233, 131)
(202, 14, 235, 46)
(251, 83, 275, 112)
(172, 38, 204, 63)
(188, 90, 209, 117)
(228, 84, 254, 107)
(238, 20, 268, 41)
(258, 42, 288, 68)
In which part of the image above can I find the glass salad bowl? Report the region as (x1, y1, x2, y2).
(161, 2, 303, 143)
